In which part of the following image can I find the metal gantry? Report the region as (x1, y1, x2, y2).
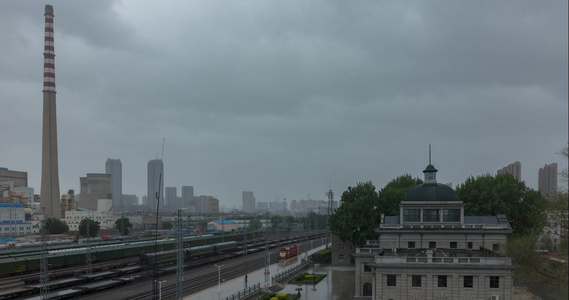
(326, 186, 334, 248)
(40, 219, 49, 299)
(176, 209, 184, 300)
(85, 212, 92, 275)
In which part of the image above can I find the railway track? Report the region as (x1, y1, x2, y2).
(2, 231, 327, 300)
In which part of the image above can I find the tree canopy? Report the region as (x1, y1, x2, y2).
(114, 217, 133, 236)
(456, 173, 548, 236)
(43, 217, 69, 234)
(247, 219, 263, 231)
(162, 221, 173, 230)
(377, 174, 423, 216)
(329, 181, 380, 246)
(79, 218, 100, 238)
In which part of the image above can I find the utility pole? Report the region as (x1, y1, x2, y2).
(214, 264, 223, 300)
(176, 209, 184, 300)
(40, 215, 49, 299)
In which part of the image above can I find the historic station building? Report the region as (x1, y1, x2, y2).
(354, 164, 514, 300)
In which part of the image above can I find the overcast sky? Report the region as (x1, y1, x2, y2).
(1, 0, 567, 209)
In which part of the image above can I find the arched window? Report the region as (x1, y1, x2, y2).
(363, 282, 372, 296)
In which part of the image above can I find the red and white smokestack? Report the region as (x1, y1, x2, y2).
(43, 5, 55, 92)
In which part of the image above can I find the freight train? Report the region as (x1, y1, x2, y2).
(0, 232, 257, 276)
(139, 241, 238, 267)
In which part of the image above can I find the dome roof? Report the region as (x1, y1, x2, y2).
(404, 183, 459, 201)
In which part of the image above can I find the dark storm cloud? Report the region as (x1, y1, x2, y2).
(0, 0, 566, 207)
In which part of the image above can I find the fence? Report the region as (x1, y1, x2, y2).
(224, 282, 269, 300)
(271, 259, 312, 285)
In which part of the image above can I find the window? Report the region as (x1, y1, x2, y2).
(443, 209, 461, 222)
(363, 282, 372, 296)
(403, 209, 421, 222)
(490, 276, 499, 288)
(339, 244, 344, 250)
(438, 275, 447, 287)
(412, 275, 421, 287)
(450, 242, 457, 249)
(467, 242, 473, 249)
(339, 255, 344, 261)
(387, 275, 396, 286)
(423, 209, 440, 222)
(408, 241, 415, 248)
(429, 241, 436, 249)
(464, 276, 473, 288)
(364, 263, 372, 272)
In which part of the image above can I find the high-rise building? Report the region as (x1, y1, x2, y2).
(147, 159, 164, 209)
(39, 5, 61, 219)
(538, 163, 558, 198)
(105, 159, 122, 209)
(165, 187, 177, 208)
(79, 174, 111, 211)
(242, 191, 255, 213)
(181, 186, 194, 208)
(497, 161, 522, 182)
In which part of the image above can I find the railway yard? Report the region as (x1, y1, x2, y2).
(0, 230, 327, 300)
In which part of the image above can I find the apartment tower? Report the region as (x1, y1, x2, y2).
(39, 5, 62, 218)
(497, 161, 522, 182)
(538, 163, 558, 198)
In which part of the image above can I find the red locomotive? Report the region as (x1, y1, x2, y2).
(279, 244, 299, 259)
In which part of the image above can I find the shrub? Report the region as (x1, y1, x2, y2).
(277, 294, 287, 299)
(305, 274, 314, 278)
(270, 298, 279, 300)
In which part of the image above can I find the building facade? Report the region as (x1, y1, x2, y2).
(165, 187, 178, 209)
(79, 174, 111, 211)
(181, 186, 194, 208)
(538, 163, 557, 199)
(354, 164, 514, 300)
(0, 203, 33, 236)
(242, 191, 256, 213)
(497, 161, 521, 182)
(147, 159, 164, 208)
(105, 158, 122, 209)
(0, 168, 28, 187)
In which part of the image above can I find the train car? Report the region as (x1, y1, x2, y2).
(278, 245, 298, 259)
(0, 257, 28, 276)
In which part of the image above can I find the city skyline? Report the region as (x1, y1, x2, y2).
(0, 1, 566, 208)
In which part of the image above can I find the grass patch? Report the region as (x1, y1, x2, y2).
(259, 293, 299, 300)
(310, 248, 331, 263)
(289, 272, 327, 284)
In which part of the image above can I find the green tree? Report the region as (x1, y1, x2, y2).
(270, 215, 282, 229)
(377, 174, 423, 216)
(198, 220, 208, 231)
(456, 173, 548, 236)
(43, 217, 69, 234)
(248, 219, 263, 231)
(162, 221, 173, 230)
(79, 218, 100, 238)
(114, 217, 133, 236)
(329, 181, 380, 246)
(505, 234, 568, 299)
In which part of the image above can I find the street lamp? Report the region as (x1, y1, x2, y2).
(155, 280, 166, 300)
(214, 264, 224, 300)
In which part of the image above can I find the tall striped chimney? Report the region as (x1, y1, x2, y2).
(40, 4, 62, 219)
